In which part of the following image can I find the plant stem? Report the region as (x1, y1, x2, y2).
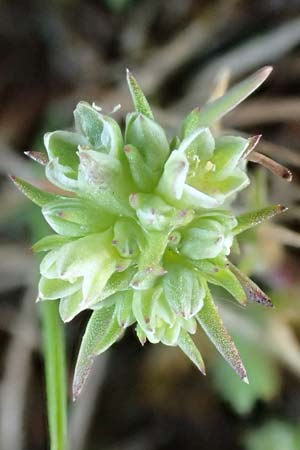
(41, 301, 68, 450)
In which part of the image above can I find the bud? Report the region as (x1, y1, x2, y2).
(74, 101, 123, 158)
(125, 112, 170, 178)
(179, 213, 236, 260)
(112, 218, 144, 258)
(132, 288, 161, 341)
(77, 150, 132, 216)
(129, 192, 177, 231)
(163, 264, 205, 318)
(124, 144, 157, 191)
(115, 290, 135, 328)
(42, 197, 114, 237)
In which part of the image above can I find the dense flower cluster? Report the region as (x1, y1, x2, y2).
(13, 67, 287, 398)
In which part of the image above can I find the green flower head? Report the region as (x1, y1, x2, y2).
(12, 66, 288, 399)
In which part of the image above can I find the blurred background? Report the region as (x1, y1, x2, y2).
(1, 1, 300, 449)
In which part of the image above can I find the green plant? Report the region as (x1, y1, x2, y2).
(11, 67, 288, 449)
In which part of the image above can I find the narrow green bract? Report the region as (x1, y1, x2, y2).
(12, 67, 287, 399)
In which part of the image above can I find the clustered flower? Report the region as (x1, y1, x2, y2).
(13, 67, 287, 399)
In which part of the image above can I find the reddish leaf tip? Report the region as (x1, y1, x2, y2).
(278, 204, 288, 213)
(282, 168, 293, 182)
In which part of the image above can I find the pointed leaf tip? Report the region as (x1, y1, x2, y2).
(24, 151, 49, 166)
(198, 66, 273, 126)
(197, 285, 248, 381)
(73, 306, 122, 399)
(10, 175, 59, 207)
(228, 262, 274, 307)
(234, 204, 288, 235)
(126, 70, 154, 119)
(177, 329, 206, 375)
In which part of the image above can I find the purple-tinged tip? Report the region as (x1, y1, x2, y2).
(123, 145, 131, 153)
(278, 204, 288, 213)
(24, 151, 49, 166)
(282, 168, 293, 182)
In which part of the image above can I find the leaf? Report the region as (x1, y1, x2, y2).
(92, 266, 137, 304)
(212, 136, 249, 179)
(59, 290, 84, 323)
(198, 66, 273, 126)
(10, 176, 59, 207)
(234, 204, 287, 235)
(177, 329, 206, 374)
(180, 219, 229, 260)
(228, 262, 273, 307)
(180, 107, 202, 138)
(39, 276, 81, 300)
(32, 234, 74, 252)
(124, 144, 157, 191)
(193, 259, 247, 306)
(42, 197, 113, 237)
(163, 264, 205, 318)
(156, 150, 189, 202)
(78, 150, 132, 217)
(115, 291, 135, 328)
(125, 112, 170, 175)
(73, 306, 122, 399)
(74, 101, 123, 157)
(197, 284, 248, 382)
(126, 69, 154, 119)
(132, 289, 159, 335)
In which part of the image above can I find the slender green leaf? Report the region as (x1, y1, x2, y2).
(126, 69, 154, 119)
(193, 259, 247, 306)
(234, 204, 287, 235)
(10, 176, 59, 207)
(73, 306, 122, 399)
(197, 284, 248, 381)
(198, 66, 273, 126)
(177, 329, 206, 374)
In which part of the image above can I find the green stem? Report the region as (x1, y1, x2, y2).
(41, 301, 68, 450)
